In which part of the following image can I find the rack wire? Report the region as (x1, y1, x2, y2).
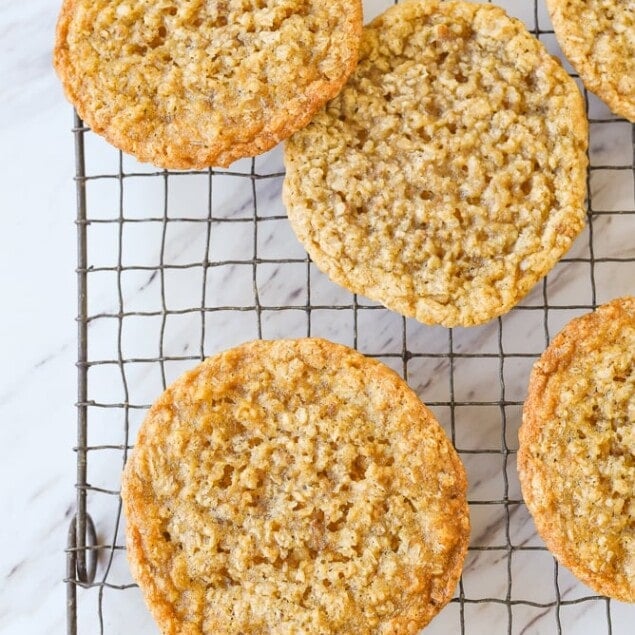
(65, 1, 635, 633)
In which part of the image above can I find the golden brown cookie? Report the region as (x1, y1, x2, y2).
(122, 338, 470, 634)
(284, 0, 588, 328)
(53, 0, 362, 168)
(518, 297, 635, 602)
(546, 0, 635, 122)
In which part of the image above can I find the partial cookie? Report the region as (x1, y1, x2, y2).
(54, 0, 362, 168)
(518, 297, 635, 602)
(284, 0, 588, 327)
(122, 338, 470, 634)
(546, 0, 635, 122)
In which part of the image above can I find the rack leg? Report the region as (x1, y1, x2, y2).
(66, 514, 98, 635)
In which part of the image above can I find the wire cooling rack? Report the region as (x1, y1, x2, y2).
(65, 1, 635, 633)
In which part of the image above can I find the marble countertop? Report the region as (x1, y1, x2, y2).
(1, 1, 633, 633)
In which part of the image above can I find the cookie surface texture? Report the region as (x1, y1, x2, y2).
(546, 0, 635, 122)
(54, 0, 362, 168)
(284, 0, 588, 327)
(518, 297, 635, 602)
(122, 338, 470, 634)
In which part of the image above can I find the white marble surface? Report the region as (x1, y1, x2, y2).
(0, 1, 633, 634)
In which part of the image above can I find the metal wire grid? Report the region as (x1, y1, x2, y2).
(64, 2, 635, 634)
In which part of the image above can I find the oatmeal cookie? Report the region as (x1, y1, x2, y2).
(122, 338, 470, 634)
(284, 0, 588, 327)
(547, 0, 635, 122)
(54, 0, 362, 168)
(518, 297, 635, 602)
